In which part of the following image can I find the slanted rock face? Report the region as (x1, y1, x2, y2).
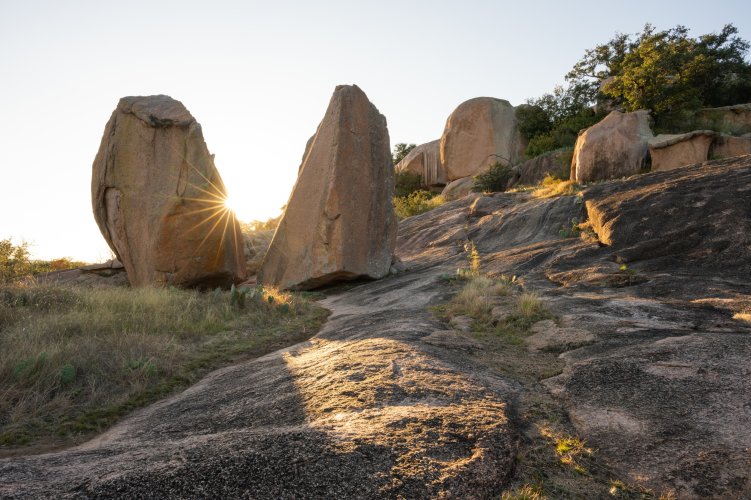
(648, 130, 715, 171)
(258, 85, 397, 290)
(440, 97, 526, 181)
(91, 95, 245, 288)
(570, 110, 653, 182)
(710, 133, 751, 159)
(696, 103, 751, 135)
(396, 140, 445, 186)
(584, 156, 751, 267)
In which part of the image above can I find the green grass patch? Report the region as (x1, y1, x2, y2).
(0, 283, 328, 449)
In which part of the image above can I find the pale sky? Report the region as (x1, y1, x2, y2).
(2, 0, 750, 261)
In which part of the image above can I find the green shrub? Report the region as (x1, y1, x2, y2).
(516, 104, 553, 139)
(473, 162, 514, 193)
(393, 190, 445, 219)
(394, 170, 424, 197)
(0, 239, 33, 284)
(525, 134, 558, 158)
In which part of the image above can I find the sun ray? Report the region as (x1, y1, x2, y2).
(214, 207, 234, 264)
(194, 206, 231, 253)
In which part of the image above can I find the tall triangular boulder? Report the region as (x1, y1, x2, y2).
(259, 85, 397, 290)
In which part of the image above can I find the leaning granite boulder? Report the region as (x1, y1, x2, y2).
(91, 95, 245, 288)
(571, 110, 653, 182)
(396, 140, 445, 187)
(258, 85, 397, 290)
(648, 130, 715, 171)
(440, 97, 526, 181)
(710, 133, 751, 159)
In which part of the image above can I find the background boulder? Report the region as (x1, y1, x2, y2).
(570, 110, 653, 182)
(648, 130, 715, 171)
(695, 103, 751, 135)
(710, 133, 751, 159)
(91, 95, 245, 288)
(258, 85, 397, 290)
(395, 140, 445, 187)
(440, 97, 526, 181)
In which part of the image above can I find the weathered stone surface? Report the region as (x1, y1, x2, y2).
(440, 97, 526, 181)
(525, 319, 595, 352)
(710, 133, 751, 159)
(441, 176, 475, 201)
(395, 139, 445, 186)
(696, 103, 751, 135)
(571, 110, 653, 182)
(584, 156, 751, 267)
(509, 148, 572, 188)
(91, 95, 245, 288)
(1, 254, 517, 499)
(468, 195, 499, 218)
(648, 130, 715, 171)
(258, 85, 397, 290)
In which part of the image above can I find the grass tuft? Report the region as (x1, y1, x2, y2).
(443, 276, 511, 324)
(533, 175, 581, 199)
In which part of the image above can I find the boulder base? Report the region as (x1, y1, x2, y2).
(258, 85, 397, 290)
(91, 95, 245, 288)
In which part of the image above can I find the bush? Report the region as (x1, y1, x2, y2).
(0, 239, 33, 284)
(516, 104, 553, 139)
(523, 108, 602, 158)
(393, 190, 445, 219)
(525, 134, 558, 158)
(394, 170, 424, 197)
(473, 162, 514, 193)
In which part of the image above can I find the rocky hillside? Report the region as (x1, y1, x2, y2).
(2, 156, 750, 498)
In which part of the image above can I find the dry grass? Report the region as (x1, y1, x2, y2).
(532, 175, 581, 199)
(0, 283, 328, 448)
(501, 484, 546, 500)
(444, 276, 511, 323)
